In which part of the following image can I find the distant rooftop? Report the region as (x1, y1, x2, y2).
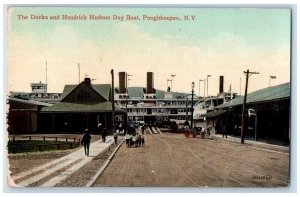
(121, 87, 190, 100)
(8, 97, 53, 107)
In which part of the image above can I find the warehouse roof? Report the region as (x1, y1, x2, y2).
(61, 84, 111, 101)
(205, 109, 226, 118)
(217, 82, 290, 109)
(8, 98, 53, 107)
(40, 101, 124, 113)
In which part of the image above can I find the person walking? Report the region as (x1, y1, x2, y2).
(136, 133, 141, 147)
(141, 125, 145, 135)
(131, 134, 137, 147)
(102, 127, 107, 143)
(113, 129, 119, 145)
(125, 132, 131, 147)
(222, 125, 227, 138)
(97, 122, 103, 135)
(81, 129, 91, 156)
(141, 135, 145, 147)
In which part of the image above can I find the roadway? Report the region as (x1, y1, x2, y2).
(93, 132, 289, 187)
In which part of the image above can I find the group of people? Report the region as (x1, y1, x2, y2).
(125, 133, 145, 148)
(81, 122, 145, 156)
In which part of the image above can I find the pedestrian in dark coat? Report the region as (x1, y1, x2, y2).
(222, 125, 227, 138)
(113, 130, 119, 145)
(97, 122, 103, 134)
(81, 129, 91, 156)
(141, 125, 145, 135)
(141, 135, 145, 147)
(102, 128, 107, 143)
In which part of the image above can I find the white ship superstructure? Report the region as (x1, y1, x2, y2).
(10, 81, 61, 104)
(193, 76, 238, 127)
(115, 72, 197, 124)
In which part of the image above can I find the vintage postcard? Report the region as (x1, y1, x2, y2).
(6, 6, 291, 189)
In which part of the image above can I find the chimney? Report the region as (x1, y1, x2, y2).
(146, 72, 154, 93)
(84, 77, 91, 86)
(119, 72, 127, 93)
(219, 76, 224, 93)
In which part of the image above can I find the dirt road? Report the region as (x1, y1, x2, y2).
(93, 132, 289, 187)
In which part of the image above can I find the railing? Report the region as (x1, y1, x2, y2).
(9, 135, 80, 143)
(7, 135, 81, 154)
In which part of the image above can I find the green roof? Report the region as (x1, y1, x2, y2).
(205, 109, 226, 118)
(42, 83, 121, 113)
(127, 87, 144, 98)
(40, 101, 124, 113)
(8, 98, 53, 107)
(61, 84, 111, 101)
(217, 82, 290, 109)
(156, 89, 190, 99)
(126, 87, 189, 99)
(92, 84, 111, 101)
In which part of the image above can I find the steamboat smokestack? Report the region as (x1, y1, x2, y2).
(119, 72, 127, 93)
(219, 76, 224, 93)
(146, 72, 154, 93)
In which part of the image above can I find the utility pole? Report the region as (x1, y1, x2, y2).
(171, 74, 176, 92)
(240, 77, 241, 96)
(206, 75, 211, 97)
(46, 61, 48, 84)
(204, 79, 206, 98)
(199, 79, 204, 98)
(269, 75, 276, 87)
(46, 61, 48, 92)
(111, 69, 115, 131)
(191, 81, 195, 129)
(241, 69, 259, 144)
(125, 74, 132, 134)
(78, 63, 80, 84)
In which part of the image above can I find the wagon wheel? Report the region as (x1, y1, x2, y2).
(184, 130, 190, 138)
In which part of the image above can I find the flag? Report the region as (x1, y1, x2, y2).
(270, 76, 276, 79)
(171, 74, 176, 77)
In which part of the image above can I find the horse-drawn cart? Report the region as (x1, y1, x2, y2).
(183, 129, 206, 139)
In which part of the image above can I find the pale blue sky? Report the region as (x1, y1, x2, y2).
(8, 7, 291, 95)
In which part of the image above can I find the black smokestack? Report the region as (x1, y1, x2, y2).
(119, 72, 126, 93)
(219, 76, 224, 93)
(147, 72, 154, 93)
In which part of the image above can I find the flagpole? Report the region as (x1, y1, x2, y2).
(78, 63, 80, 83)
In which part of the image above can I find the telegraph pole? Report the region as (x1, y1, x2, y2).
(111, 69, 115, 131)
(78, 63, 80, 83)
(46, 61, 48, 84)
(204, 79, 206, 98)
(241, 69, 259, 144)
(171, 74, 176, 92)
(191, 82, 195, 129)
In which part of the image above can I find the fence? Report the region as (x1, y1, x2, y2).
(7, 135, 81, 154)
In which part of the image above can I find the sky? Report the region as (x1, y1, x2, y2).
(6, 7, 291, 96)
